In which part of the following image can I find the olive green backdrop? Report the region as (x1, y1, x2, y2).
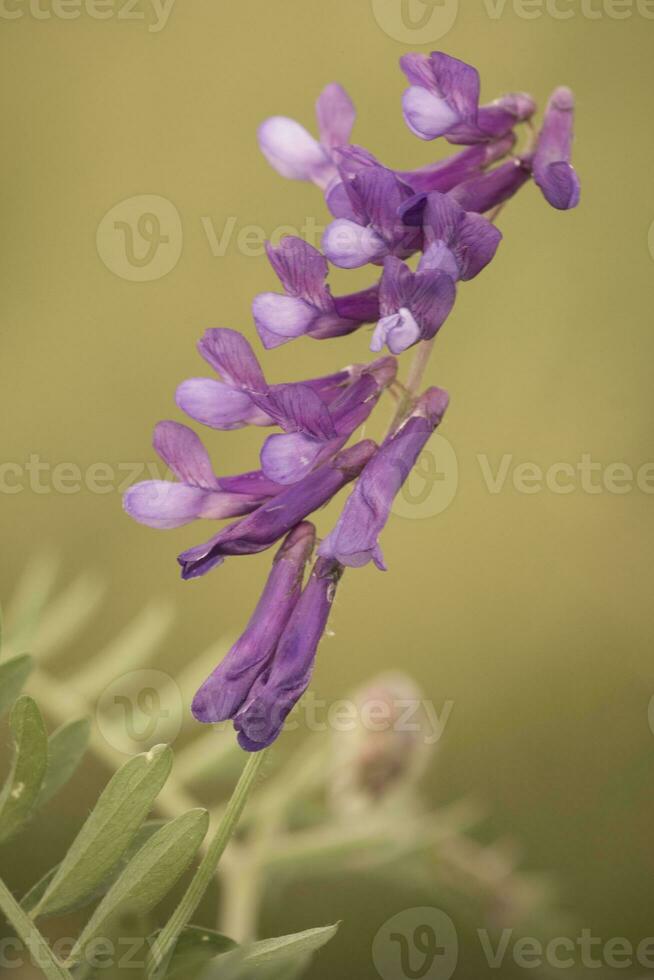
(1, 1, 653, 977)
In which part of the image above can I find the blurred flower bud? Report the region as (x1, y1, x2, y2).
(329, 672, 434, 816)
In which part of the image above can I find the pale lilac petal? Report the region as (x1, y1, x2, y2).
(402, 86, 460, 140)
(123, 482, 234, 530)
(322, 218, 386, 269)
(258, 116, 332, 184)
(197, 328, 267, 394)
(153, 420, 219, 488)
(401, 52, 480, 141)
(252, 293, 318, 349)
(371, 312, 418, 355)
(176, 379, 269, 430)
(316, 83, 356, 148)
(260, 432, 334, 485)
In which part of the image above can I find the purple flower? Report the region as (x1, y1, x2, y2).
(123, 421, 280, 529)
(177, 327, 376, 429)
(412, 192, 503, 281)
(400, 51, 535, 144)
(252, 237, 379, 349)
(533, 87, 580, 211)
(448, 157, 533, 214)
(192, 522, 316, 725)
(258, 84, 355, 190)
(370, 255, 456, 354)
(322, 163, 420, 269)
(177, 440, 376, 579)
(260, 357, 397, 484)
(233, 556, 343, 750)
(319, 388, 449, 569)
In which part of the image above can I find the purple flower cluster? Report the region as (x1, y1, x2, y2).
(124, 52, 579, 751)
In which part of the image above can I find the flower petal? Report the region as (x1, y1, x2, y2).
(322, 218, 386, 269)
(197, 328, 267, 394)
(153, 420, 219, 488)
(319, 387, 449, 568)
(252, 293, 318, 348)
(533, 87, 580, 210)
(123, 482, 251, 530)
(316, 83, 356, 148)
(258, 115, 332, 183)
(175, 379, 268, 430)
(177, 441, 376, 579)
(192, 523, 315, 723)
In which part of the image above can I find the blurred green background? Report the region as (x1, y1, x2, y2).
(1, 0, 653, 977)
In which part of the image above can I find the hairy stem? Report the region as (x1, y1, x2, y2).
(387, 337, 436, 434)
(147, 747, 268, 975)
(0, 877, 73, 980)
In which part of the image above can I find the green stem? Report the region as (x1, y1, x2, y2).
(0, 877, 73, 980)
(147, 748, 268, 976)
(387, 337, 436, 435)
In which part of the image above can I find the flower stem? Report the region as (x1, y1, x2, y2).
(387, 337, 436, 435)
(0, 877, 73, 980)
(147, 747, 268, 976)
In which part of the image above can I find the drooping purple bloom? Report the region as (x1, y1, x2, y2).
(532, 87, 580, 211)
(448, 157, 533, 214)
(258, 83, 355, 190)
(177, 440, 376, 579)
(192, 522, 316, 724)
(411, 192, 503, 281)
(260, 357, 397, 484)
(322, 164, 420, 269)
(400, 51, 535, 145)
(123, 421, 281, 529)
(233, 556, 343, 751)
(370, 255, 456, 354)
(319, 388, 449, 569)
(252, 237, 379, 349)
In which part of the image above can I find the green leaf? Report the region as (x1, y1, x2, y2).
(0, 696, 48, 844)
(37, 718, 90, 808)
(153, 926, 236, 980)
(206, 925, 340, 980)
(0, 655, 33, 720)
(33, 744, 173, 918)
(70, 808, 209, 963)
(21, 820, 166, 915)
